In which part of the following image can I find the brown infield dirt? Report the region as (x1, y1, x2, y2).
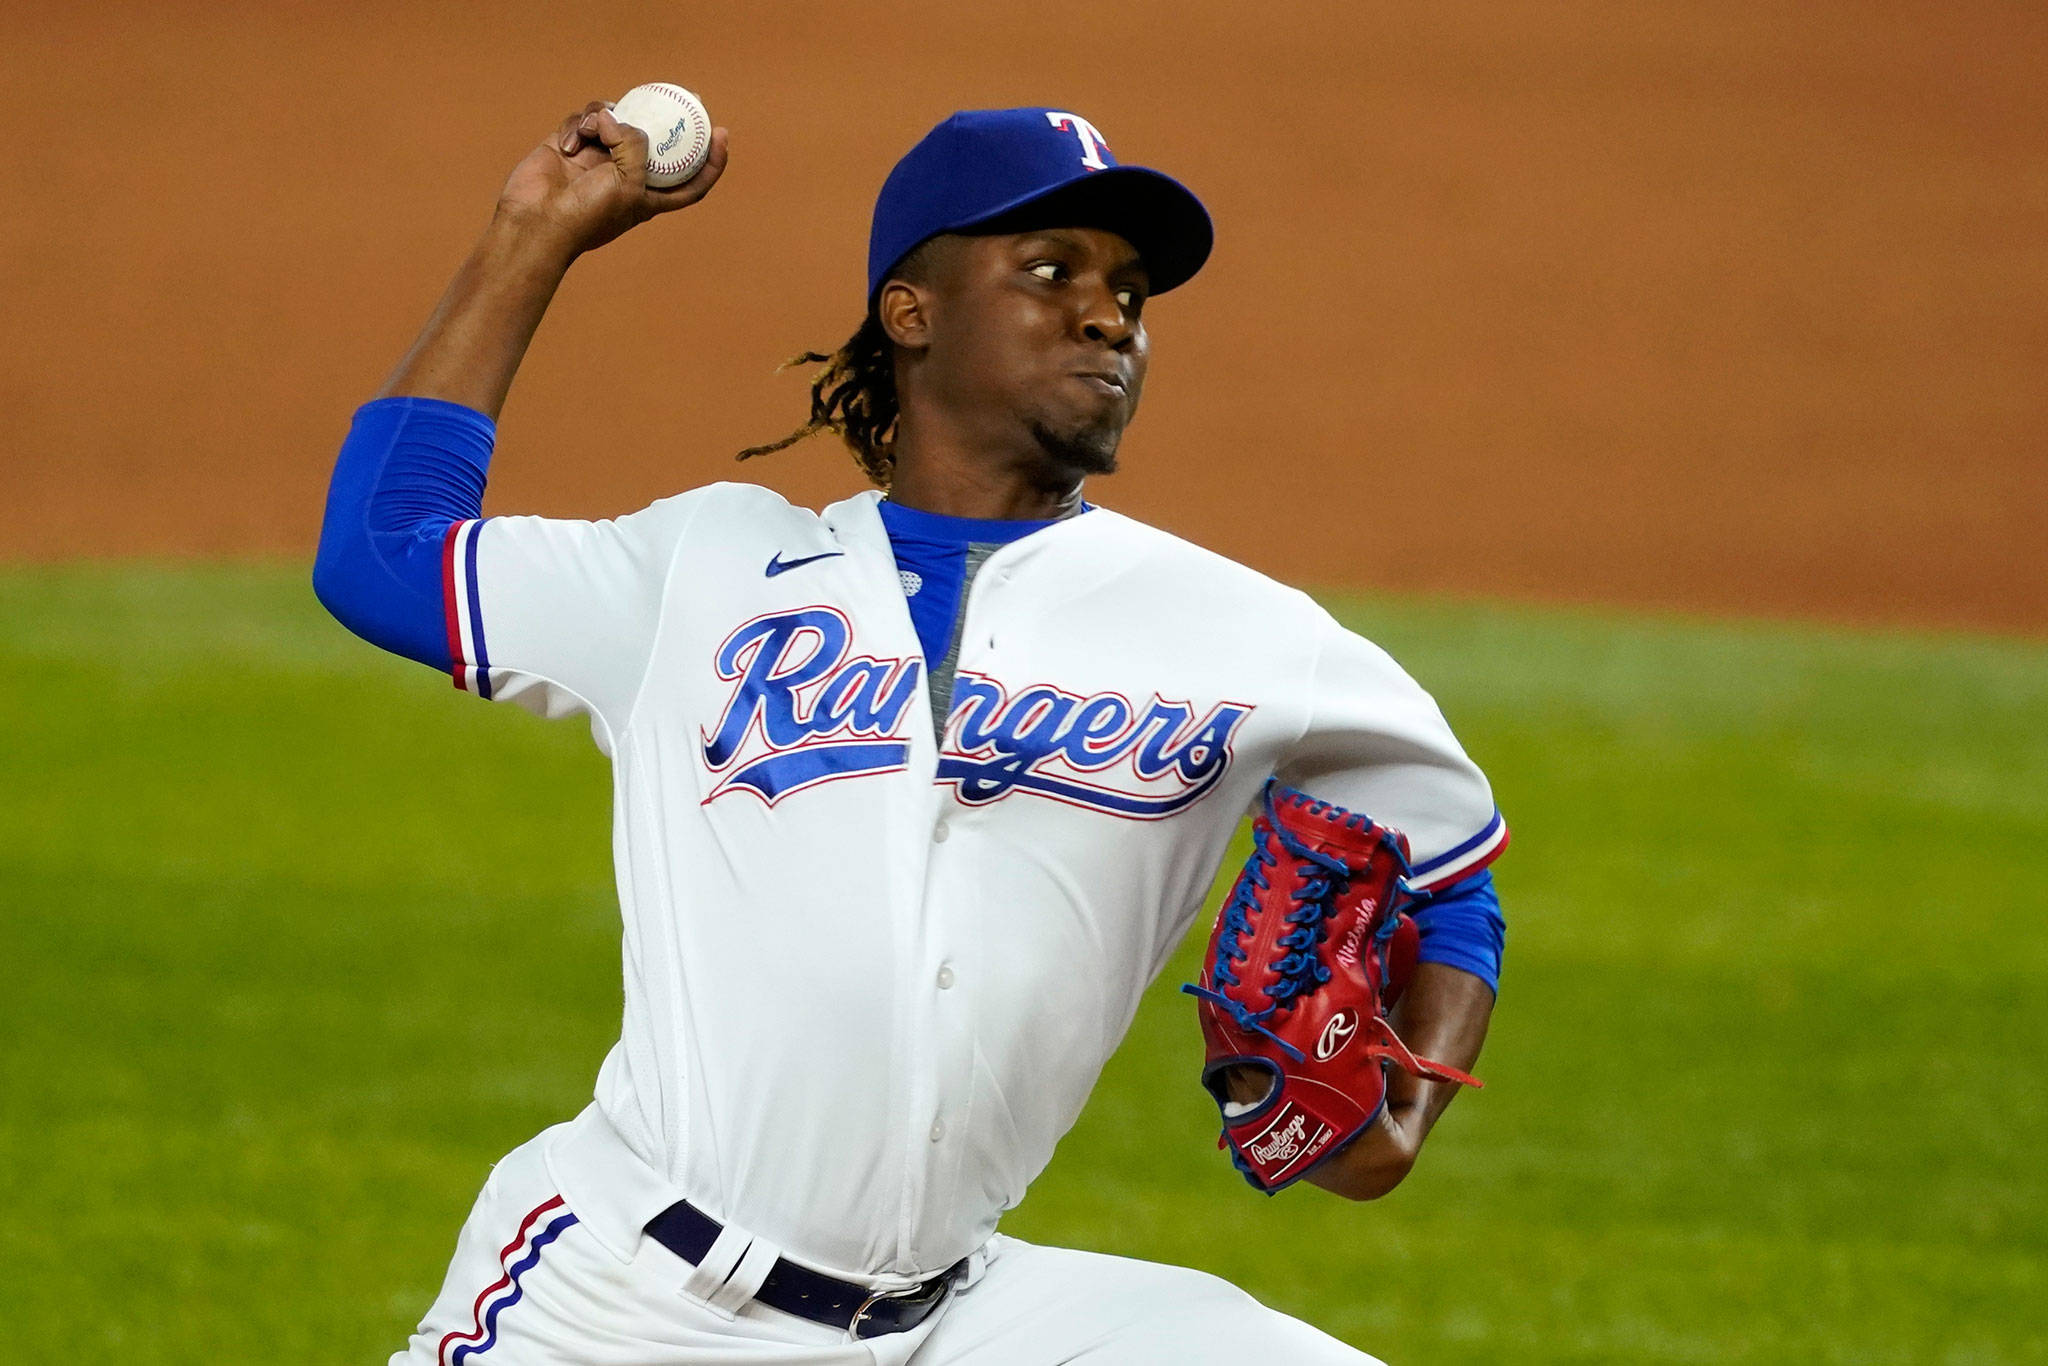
(2, 3, 2043, 635)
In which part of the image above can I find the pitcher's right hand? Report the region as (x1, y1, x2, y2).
(496, 100, 730, 259)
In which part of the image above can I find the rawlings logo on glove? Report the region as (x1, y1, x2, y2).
(1184, 779, 1481, 1192)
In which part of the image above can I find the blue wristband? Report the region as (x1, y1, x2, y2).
(1407, 868, 1506, 994)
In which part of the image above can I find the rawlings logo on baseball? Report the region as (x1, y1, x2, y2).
(609, 82, 712, 188)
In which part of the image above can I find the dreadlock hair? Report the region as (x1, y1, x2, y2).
(737, 240, 944, 489)
(736, 312, 898, 488)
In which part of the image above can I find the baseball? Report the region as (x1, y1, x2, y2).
(610, 82, 713, 188)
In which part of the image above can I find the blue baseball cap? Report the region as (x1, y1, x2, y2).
(867, 107, 1213, 303)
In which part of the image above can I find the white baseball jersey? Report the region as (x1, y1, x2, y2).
(439, 484, 1505, 1283)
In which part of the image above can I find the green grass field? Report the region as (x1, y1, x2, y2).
(3, 565, 2042, 1364)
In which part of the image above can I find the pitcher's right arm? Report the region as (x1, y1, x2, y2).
(313, 102, 727, 715)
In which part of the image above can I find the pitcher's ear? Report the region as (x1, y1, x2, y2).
(876, 280, 931, 351)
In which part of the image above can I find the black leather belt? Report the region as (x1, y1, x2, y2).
(645, 1200, 964, 1339)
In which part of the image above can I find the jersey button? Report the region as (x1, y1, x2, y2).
(929, 1119, 946, 1142)
(933, 820, 951, 843)
(936, 965, 955, 990)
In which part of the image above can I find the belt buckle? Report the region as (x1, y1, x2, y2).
(849, 1271, 953, 1340)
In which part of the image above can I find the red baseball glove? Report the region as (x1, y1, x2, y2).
(1184, 779, 1481, 1192)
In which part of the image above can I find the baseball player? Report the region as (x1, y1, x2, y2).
(315, 100, 1508, 1365)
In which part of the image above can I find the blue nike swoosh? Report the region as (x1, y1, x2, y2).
(765, 550, 846, 577)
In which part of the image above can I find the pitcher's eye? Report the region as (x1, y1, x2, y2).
(1028, 261, 1065, 282)
(1115, 287, 1138, 309)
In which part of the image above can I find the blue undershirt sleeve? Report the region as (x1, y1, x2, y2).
(312, 396, 495, 671)
(1406, 868, 1506, 995)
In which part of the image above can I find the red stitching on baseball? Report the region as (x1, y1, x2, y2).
(643, 84, 709, 179)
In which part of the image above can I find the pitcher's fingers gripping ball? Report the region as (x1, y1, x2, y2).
(610, 83, 714, 187)
(1186, 779, 1482, 1192)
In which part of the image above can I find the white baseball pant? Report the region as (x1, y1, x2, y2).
(392, 1123, 1383, 1366)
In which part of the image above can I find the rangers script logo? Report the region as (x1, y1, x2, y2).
(939, 671, 1252, 820)
(700, 607, 923, 804)
(699, 610, 1254, 815)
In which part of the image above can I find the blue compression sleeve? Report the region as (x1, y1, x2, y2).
(1406, 868, 1506, 994)
(312, 397, 495, 671)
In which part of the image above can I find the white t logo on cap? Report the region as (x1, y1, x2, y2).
(1045, 111, 1110, 171)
